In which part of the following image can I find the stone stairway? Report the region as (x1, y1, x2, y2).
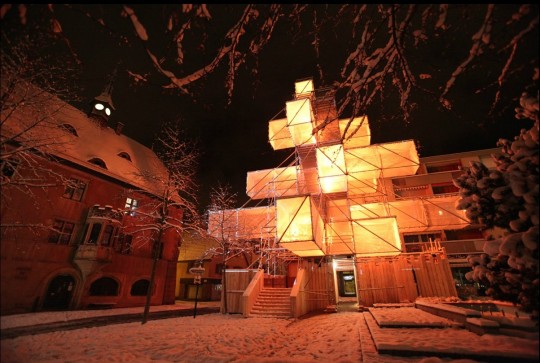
(249, 287, 292, 318)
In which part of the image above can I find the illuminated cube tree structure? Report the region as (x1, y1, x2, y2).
(208, 79, 469, 259)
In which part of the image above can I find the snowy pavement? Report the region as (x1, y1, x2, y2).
(0, 300, 219, 330)
(1, 303, 538, 363)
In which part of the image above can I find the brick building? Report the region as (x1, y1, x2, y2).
(1, 80, 180, 314)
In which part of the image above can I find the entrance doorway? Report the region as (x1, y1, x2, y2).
(337, 270, 356, 297)
(43, 275, 75, 310)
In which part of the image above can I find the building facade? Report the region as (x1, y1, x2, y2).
(1, 81, 180, 314)
(397, 148, 500, 298)
(175, 232, 258, 301)
(207, 79, 495, 310)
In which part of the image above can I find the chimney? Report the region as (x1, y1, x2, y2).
(115, 122, 124, 135)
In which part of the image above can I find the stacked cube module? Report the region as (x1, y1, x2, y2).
(209, 79, 468, 258)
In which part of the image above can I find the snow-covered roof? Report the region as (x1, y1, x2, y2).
(1, 80, 169, 197)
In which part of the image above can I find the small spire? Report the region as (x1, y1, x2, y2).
(89, 63, 120, 126)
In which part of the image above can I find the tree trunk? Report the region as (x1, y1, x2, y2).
(142, 231, 163, 324)
(222, 247, 228, 314)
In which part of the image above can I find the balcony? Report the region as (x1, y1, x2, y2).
(404, 239, 485, 259)
(392, 170, 463, 199)
(87, 204, 123, 223)
(73, 244, 113, 262)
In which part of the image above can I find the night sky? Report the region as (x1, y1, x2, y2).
(2, 4, 537, 208)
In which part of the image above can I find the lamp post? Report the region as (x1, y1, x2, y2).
(189, 265, 205, 318)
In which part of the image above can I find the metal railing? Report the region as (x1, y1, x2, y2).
(404, 239, 485, 256)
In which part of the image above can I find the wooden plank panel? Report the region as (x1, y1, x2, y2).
(223, 270, 257, 314)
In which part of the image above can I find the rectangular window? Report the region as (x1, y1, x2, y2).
(111, 227, 120, 249)
(63, 178, 86, 201)
(403, 232, 442, 243)
(426, 161, 462, 173)
(125, 197, 139, 216)
(48, 220, 75, 245)
(100, 225, 114, 246)
(431, 182, 459, 195)
(215, 263, 224, 275)
(86, 223, 102, 244)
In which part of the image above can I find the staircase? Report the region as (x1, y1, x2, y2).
(249, 287, 292, 318)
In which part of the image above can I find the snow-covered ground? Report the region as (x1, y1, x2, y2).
(1, 302, 538, 363)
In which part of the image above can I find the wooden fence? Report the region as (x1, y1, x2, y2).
(222, 251, 457, 314)
(355, 251, 457, 306)
(222, 269, 258, 313)
(291, 260, 333, 317)
(242, 270, 265, 317)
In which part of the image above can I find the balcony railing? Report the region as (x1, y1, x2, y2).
(73, 244, 113, 262)
(404, 239, 485, 256)
(392, 170, 464, 187)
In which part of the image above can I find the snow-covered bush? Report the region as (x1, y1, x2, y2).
(454, 71, 539, 318)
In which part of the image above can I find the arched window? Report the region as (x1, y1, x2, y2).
(117, 152, 132, 162)
(130, 279, 150, 296)
(59, 124, 78, 136)
(89, 277, 119, 296)
(88, 158, 107, 169)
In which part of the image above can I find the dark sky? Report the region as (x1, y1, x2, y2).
(3, 4, 537, 208)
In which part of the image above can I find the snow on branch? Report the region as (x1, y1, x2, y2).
(439, 4, 494, 108)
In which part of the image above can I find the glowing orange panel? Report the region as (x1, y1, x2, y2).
(275, 196, 325, 257)
(246, 167, 298, 200)
(349, 202, 387, 220)
(352, 217, 402, 256)
(339, 116, 371, 149)
(295, 79, 314, 98)
(326, 199, 351, 222)
(236, 206, 276, 239)
(347, 175, 378, 195)
(286, 99, 313, 126)
(316, 145, 348, 193)
(344, 146, 381, 178)
(289, 123, 316, 146)
(376, 141, 420, 177)
(276, 196, 313, 242)
(325, 220, 354, 255)
(268, 118, 294, 150)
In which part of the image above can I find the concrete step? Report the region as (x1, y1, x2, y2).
(251, 309, 290, 314)
(251, 306, 290, 311)
(249, 288, 292, 319)
(250, 311, 291, 318)
(258, 292, 290, 296)
(253, 303, 289, 307)
(257, 297, 289, 301)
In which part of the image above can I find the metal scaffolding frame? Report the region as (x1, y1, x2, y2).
(208, 79, 470, 271)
